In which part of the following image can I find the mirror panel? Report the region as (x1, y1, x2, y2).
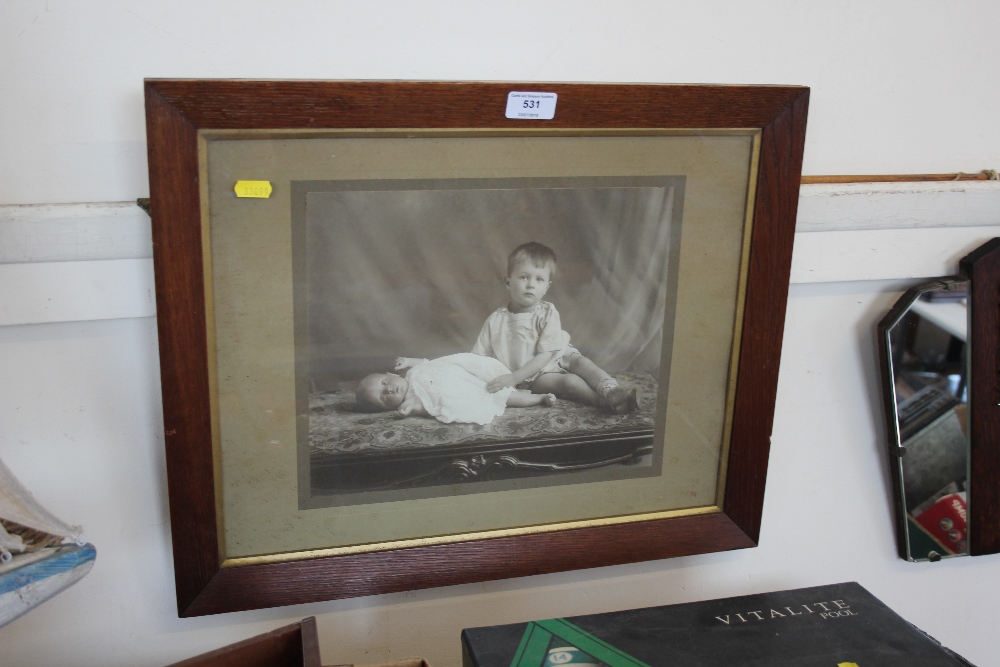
(881, 279, 969, 562)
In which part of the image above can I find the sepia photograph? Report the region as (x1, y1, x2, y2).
(294, 176, 685, 506)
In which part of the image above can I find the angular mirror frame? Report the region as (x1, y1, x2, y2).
(878, 277, 969, 561)
(878, 237, 1000, 561)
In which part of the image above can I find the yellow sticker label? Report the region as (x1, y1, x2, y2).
(234, 180, 273, 198)
(838, 663, 860, 667)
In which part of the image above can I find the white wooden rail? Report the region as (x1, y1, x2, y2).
(1, 181, 998, 327)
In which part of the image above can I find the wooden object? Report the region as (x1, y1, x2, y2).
(802, 171, 998, 184)
(167, 617, 320, 667)
(0, 544, 96, 628)
(145, 80, 809, 616)
(960, 238, 1000, 556)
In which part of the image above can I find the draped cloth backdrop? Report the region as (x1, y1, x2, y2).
(303, 179, 682, 393)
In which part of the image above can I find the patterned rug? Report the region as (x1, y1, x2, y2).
(309, 372, 657, 455)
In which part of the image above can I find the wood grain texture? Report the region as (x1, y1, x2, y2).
(802, 172, 997, 184)
(145, 80, 806, 130)
(145, 83, 222, 614)
(144, 80, 809, 616)
(960, 238, 1000, 556)
(722, 90, 809, 541)
(188, 513, 754, 616)
(166, 616, 320, 667)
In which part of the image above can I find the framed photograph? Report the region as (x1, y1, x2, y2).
(145, 80, 808, 616)
(297, 174, 682, 507)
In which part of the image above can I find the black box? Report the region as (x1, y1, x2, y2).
(462, 582, 972, 667)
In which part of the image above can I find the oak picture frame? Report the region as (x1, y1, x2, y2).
(144, 80, 809, 616)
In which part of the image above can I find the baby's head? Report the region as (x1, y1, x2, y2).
(355, 372, 408, 412)
(505, 242, 556, 312)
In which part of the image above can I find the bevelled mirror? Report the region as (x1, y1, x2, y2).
(878, 238, 1000, 561)
(880, 278, 969, 561)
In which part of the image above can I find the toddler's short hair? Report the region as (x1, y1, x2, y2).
(507, 242, 557, 278)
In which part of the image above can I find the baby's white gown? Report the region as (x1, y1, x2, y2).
(405, 353, 516, 425)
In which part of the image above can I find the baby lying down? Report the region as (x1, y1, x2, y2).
(355, 353, 556, 425)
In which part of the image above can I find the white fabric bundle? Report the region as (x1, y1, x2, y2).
(407, 353, 515, 425)
(0, 457, 82, 561)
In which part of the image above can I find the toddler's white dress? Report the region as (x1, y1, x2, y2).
(405, 353, 515, 425)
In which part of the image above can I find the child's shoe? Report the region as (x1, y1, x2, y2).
(599, 381, 641, 415)
(606, 385, 640, 415)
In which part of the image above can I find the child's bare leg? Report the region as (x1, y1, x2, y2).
(561, 352, 612, 388)
(506, 389, 556, 408)
(561, 353, 639, 414)
(530, 373, 602, 407)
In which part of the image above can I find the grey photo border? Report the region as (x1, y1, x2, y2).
(291, 175, 686, 509)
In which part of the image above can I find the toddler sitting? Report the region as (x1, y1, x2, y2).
(472, 242, 639, 414)
(355, 353, 556, 425)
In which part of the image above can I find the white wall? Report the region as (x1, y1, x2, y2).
(2, 2, 999, 665)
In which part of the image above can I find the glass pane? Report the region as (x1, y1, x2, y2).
(888, 280, 969, 561)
